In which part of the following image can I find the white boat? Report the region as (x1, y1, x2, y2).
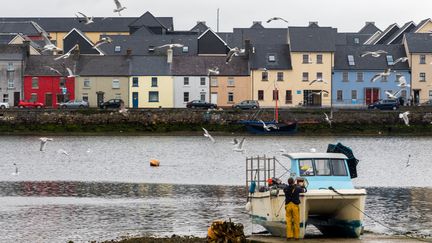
(246, 145, 366, 238)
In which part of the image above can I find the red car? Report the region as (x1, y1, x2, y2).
(18, 100, 44, 109)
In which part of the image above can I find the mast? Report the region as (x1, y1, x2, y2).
(274, 79, 279, 123)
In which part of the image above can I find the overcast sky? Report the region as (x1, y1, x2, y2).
(2, 0, 432, 32)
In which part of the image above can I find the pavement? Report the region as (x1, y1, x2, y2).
(247, 234, 430, 242)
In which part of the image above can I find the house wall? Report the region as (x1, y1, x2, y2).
(23, 76, 75, 108)
(251, 70, 296, 108)
(75, 76, 129, 107)
(173, 76, 209, 108)
(209, 76, 251, 108)
(415, 21, 432, 33)
(0, 60, 23, 106)
(129, 76, 174, 108)
(289, 52, 334, 106)
(332, 70, 411, 107)
(50, 32, 129, 50)
(9, 36, 40, 55)
(409, 53, 432, 103)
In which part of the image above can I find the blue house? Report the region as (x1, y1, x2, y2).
(332, 44, 410, 107)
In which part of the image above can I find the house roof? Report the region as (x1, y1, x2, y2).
(358, 22, 381, 35)
(404, 33, 432, 53)
(334, 44, 409, 70)
(336, 33, 374, 45)
(0, 44, 26, 60)
(190, 21, 209, 33)
(24, 55, 74, 76)
(288, 26, 337, 52)
(171, 56, 249, 76)
(63, 28, 104, 55)
(228, 28, 288, 48)
(373, 23, 399, 44)
(413, 18, 431, 33)
(76, 55, 130, 76)
(250, 44, 292, 70)
(0, 33, 17, 44)
(0, 21, 45, 36)
(250, 22, 265, 29)
(385, 21, 416, 45)
(128, 12, 168, 29)
(130, 56, 171, 76)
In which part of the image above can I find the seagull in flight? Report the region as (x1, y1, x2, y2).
(226, 47, 245, 64)
(66, 68, 77, 78)
(392, 57, 408, 65)
(113, 0, 127, 16)
(233, 137, 246, 153)
(41, 32, 61, 53)
(308, 90, 329, 97)
(93, 37, 113, 49)
(202, 127, 215, 143)
(399, 111, 410, 126)
(309, 78, 328, 85)
(54, 44, 79, 61)
(361, 50, 388, 58)
(12, 163, 19, 176)
(154, 43, 184, 50)
(371, 69, 392, 82)
(208, 67, 220, 76)
(45, 66, 62, 76)
(385, 90, 402, 99)
(40, 137, 53, 151)
(267, 17, 288, 24)
(397, 76, 410, 88)
(259, 120, 279, 132)
(324, 111, 333, 127)
(75, 12, 94, 25)
(406, 154, 411, 167)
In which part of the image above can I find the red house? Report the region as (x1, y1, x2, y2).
(24, 56, 75, 108)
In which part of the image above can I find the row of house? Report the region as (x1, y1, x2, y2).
(1, 12, 432, 108)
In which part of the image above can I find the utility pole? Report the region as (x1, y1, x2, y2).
(217, 8, 220, 32)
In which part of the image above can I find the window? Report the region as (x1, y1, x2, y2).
(420, 72, 426, 82)
(31, 77, 39, 89)
(227, 77, 235, 86)
(273, 90, 279, 101)
(302, 72, 309, 82)
(429, 90, 432, 100)
(183, 92, 189, 103)
(200, 92, 206, 101)
(351, 90, 357, 100)
(3, 94, 8, 103)
(151, 77, 158, 87)
(112, 79, 120, 89)
(228, 92, 234, 103)
(299, 159, 314, 176)
(268, 55, 276, 62)
(386, 55, 394, 65)
(277, 72, 284, 81)
(149, 91, 159, 102)
(82, 93, 89, 102)
(262, 71, 268, 81)
(7, 63, 14, 83)
(317, 54, 323, 64)
(114, 46, 121, 53)
(356, 72, 363, 82)
(115, 93, 122, 99)
(420, 55, 426, 64)
(30, 93, 37, 102)
(132, 77, 139, 87)
(337, 90, 343, 101)
(7, 62, 14, 71)
(182, 46, 189, 53)
(84, 79, 91, 88)
(285, 90, 292, 104)
(316, 72, 323, 80)
(348, 55, 355, 66)
(303, 54, 310, 64)
(200, 77, 206, 86)
(60, 77, 66, 88)
(354, 38, 360, 44)
(395, 74, 402, 83)
(315, 159, 331, 176)
(8, 79, 14, 89)
(342, 72, 349, 82)
(381, 75, 387, 82)
(258, 90, 264, 100)
(183, 77, 189, 86)
(211, 77, 218, 86)
(331, 159, 348, 176)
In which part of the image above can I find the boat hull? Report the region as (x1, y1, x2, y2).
(239, 121, 298, 135)
(248, 189, 366, 238)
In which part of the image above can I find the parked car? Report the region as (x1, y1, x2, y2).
(233, 100, 260, 109)
(99, 99, 124, 109)
(368, 99, 400, 110)
(186, 100, 217, 109)
(0, 102, 9, 109)
(58, 100, 89, 109)
(18, 100, 44, 109)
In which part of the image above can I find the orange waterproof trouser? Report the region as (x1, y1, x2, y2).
(285, 202, 300, 239)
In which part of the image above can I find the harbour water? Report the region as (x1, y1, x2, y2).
(0, 136, 431, 242)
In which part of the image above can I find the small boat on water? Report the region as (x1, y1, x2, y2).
(246, 143, 366, 238)
(238, 120, 297, 135)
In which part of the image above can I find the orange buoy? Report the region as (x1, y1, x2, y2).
(150, 159, 160, 167)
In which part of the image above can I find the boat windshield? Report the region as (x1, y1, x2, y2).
(299, 158, 348, 177)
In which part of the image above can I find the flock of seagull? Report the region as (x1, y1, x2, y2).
(202, 128, 246, 153)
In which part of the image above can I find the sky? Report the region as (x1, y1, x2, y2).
(2, 0, 432, 32)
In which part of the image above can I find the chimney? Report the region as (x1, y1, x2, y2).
(22, 40, 31, 57)
(253, 21, 262, 25)
(244, 39, 252, 58)
(197, 21, 206, 25)
(167, 48, 173, 64)
(126, 49, 132, 56)
(309, 21, 319, 27)
(366, 21, 375, 26)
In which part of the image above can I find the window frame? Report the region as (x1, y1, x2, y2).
(258, 90, 264, 101)
(227, 77, 235, 86)
(183, 77, 190, 86)
(285, 90, 292, 104)
(420, 72, 426, 82)
(183, 92, 189, 103)
(420, 55, 426, 64)
(132, 77, 139, 87)
(337, 90, 343, 101)
(112, 79, 120, 89)
(228, 92, 234, 103)
(302, 72, 309, 82)
(148, 91, 159, 102)
(342, 72, 349, 82)
(151, 77, 158, 87)
(31, 77, 39, 89)
(277, 72, 284, 81)
(316, 54, 323, 64)
(262, 71, 269, 81)
(200, 77, 206, 86)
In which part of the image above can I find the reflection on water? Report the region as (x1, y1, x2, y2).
(0, 182, 431, 242)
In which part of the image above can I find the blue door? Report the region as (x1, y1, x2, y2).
(132, 92, 139, 108)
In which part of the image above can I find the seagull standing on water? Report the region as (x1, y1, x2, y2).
(406, 154, 411, 167)
(399, 111, 410, 126)
(202, 128, 215, 143)
(233, 137, 246, 153)
(12, 163, 19, 176)
(361, 50, 387, 58)
(259, 120, 278, 132)
(113, 0, 127, 16)
(40, 137, 53, 151)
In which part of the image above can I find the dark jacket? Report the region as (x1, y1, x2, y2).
(284, 184, 307, 205)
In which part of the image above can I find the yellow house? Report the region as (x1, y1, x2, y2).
(287, 26, 336, 107)
(129, 56, 174, 108)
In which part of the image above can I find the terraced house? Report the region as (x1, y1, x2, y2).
(0, 44, 27, 107)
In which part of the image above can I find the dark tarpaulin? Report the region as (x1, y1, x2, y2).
(327, 143, 359, 179)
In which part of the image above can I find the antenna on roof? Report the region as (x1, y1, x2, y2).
(217, 8, 220, 32)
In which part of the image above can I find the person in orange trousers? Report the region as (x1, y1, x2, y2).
(284, 177, 307, 240)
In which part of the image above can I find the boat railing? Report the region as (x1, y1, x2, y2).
(246, 155, 277, 190)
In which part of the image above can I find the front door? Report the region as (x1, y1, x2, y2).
(96, 91, 105, 106)
(211, 93, 218, 104)
(303, 90, 322, 107)
(413, 90, 420, 105)
(45, 93, 53, 107)
(13, 92, 20, 107)
(132, 92, 139, 108)
(365, 88, 380, 105)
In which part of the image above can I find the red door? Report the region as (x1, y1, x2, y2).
(365, 88, 380, 105)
